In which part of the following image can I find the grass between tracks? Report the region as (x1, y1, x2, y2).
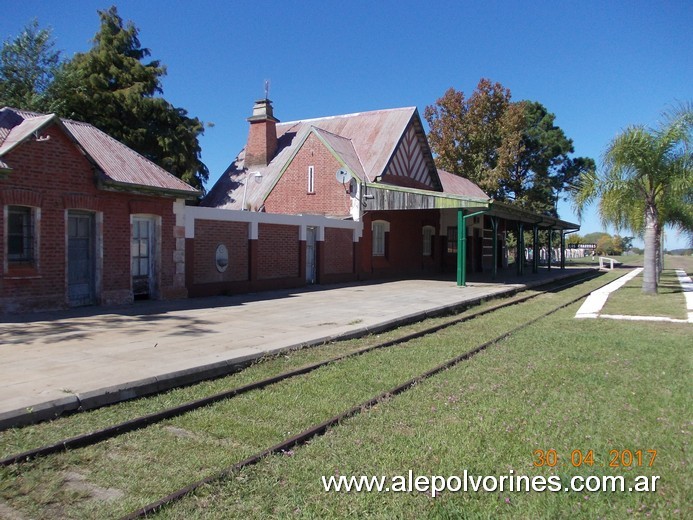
(0, 284, 554, 459)
(1, 270, 690, 519)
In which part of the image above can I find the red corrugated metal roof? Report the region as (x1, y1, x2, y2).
(204, 107, 421, 210)
(278, 107, 416, 181)
(0, 112, 55, 155)
(0, 107, 198, 196)
(312, 127, 366, 181)
(437, 169, 489, 198)
(63, 119, 198, 195)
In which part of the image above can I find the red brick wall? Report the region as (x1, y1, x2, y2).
(0, 123, 180, 313)
(245, 120, 278, 168)
(263, 133, 352, 216)
(359, 210, 441, 278)
(257, 223, 299, 280)
(323, 227, 353, 275)
(193, 220, 248, 283)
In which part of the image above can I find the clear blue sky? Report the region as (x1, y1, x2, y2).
(3, 0, 691, 248)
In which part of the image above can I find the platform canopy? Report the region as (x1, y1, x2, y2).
(488, 201, 580, 231)
(363, 183, 491, 212)
(363, 183, 580, 231)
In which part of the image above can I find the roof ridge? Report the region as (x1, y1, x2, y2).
(279, 106, 416, 127)
(311, 125, 352, 141)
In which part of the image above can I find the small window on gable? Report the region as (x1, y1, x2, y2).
(7, 205, 36, 265)
(308, 165, 315, 193)
(372, 220, 390, 257)
(422, 226, 435, 256)
(447, 227, 457, 254)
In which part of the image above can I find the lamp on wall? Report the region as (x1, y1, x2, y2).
(241, 171, 263, 211)
(33, 130, 50, 142)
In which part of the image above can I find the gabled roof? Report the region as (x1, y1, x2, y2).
(280, 107, 418, 181)
(203, 106, 433, 210)
(0, 107, 199, 197)
(312, 127, 366, 181)
(0, 112, 55, 156)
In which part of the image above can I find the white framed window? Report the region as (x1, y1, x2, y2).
(422, 226, 435, 256)
(308, 165, 315, 193)
(7, 205, 37, 265)
(372, 220, 389, 257)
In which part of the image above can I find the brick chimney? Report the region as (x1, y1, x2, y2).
(244, 98, 279, 167)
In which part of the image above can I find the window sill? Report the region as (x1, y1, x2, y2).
(5, 265, 41, 279)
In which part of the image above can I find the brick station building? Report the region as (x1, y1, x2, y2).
(201, 99, 579, 293)
(0, 100, 579, 313)
(0, 108, 199, 313)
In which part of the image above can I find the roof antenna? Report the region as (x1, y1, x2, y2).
(264, 79, 270, 100)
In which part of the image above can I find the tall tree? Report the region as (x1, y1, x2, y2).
(425, 79, 525, 196)
(509, 101, 595, 215)
(52, 7, 208, 190)
(425, 80, 594, 216)
(0, 19, 61, 111)
(571, 104, 692, 294)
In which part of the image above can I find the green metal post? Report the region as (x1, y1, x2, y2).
(491, 216, 498, 280)
(520, 224, 525, 275)
(457, 209, 488, 287)
(532, 224, 539, 274)
(516, 223, 524, 276)
(547, 229, 553, 271)
(457, 209, 465, 286)
(560, 231, 566, 269)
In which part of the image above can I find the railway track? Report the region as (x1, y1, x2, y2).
(0, 270, 618, 519)
(0, 271, 599, 468)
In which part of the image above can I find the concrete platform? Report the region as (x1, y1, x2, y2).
(0, 268, 591, 429)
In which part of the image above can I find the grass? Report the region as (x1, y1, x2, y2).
(1, 271, 689, 519)
(160, 293, 691, 519)
(602, 269, 688, 319)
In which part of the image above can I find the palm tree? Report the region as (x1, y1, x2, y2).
(571, 104, 692, 294)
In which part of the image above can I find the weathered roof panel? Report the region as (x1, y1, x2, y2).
(63, 119, 198, 195)
(312, 127, 366, 181)
(0, 107, 198, 197)
(437, 169, 489, 199)
(278, 107, 416, 181)
(203, 107, 418, 210)
(0, 113, 55, 155)
(365, 183, 490, 211)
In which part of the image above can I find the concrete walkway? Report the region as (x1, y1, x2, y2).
(575, 268, 643, 319)
(576, 267, 693, 323)
(0, 268, 589, 429)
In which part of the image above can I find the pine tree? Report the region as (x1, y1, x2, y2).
(0, 19, 61, 111)
(52, 7, 208, 190)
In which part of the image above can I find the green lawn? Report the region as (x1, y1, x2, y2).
(602, 269, 688, 319)
(160, 300, 691, 519)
